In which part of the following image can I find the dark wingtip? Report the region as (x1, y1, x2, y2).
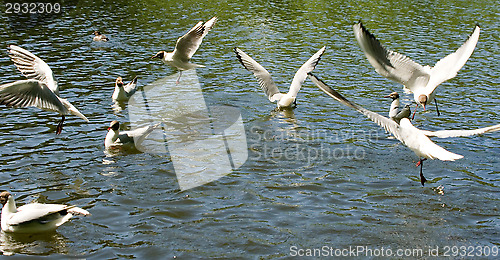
(358, 21, 369, 33)
(234, 47, 244, 64)
(354, 20, 375, 41)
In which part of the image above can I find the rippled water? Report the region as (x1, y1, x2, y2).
(0, 1, 498, 258)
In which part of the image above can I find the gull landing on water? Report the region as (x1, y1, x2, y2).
(0, 191, 90, 233)
(353, 21, 480, 119)
(152, 17, 217, 84)
(112, 76, 138, 102)
(234, 46, 326, 109)
(309, 73, 500, 186)
(105, 120, 161, 150)
(0, 45, 89, 134)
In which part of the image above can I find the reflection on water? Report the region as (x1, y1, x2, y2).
(273, 107, 297, 122)
(0, 232, 70, 256)
(111, 101, 127, 114)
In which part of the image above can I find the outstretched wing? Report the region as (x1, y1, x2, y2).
(426, 25, 480, 93)
(0, 79, 66, 114)
(353, 22, 429, 92)
(422, 123, 500, 138)
(309, 73, 464, 162)
(308, 73, 404, 141)
(124, 76, 138, 94)
(234, 47, 282, 102)
(172, 17, 217, 62)
(288, 46, 326, 97)
(8, 45, 58, 93)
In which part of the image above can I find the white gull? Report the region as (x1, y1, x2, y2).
(234, 46, 326, 109)
(0, 45, 89, 134)
(152, 17, 217, 83)
(0, 191, 90, 234)
(309, 73, 499, 185)
(353, 21, 480, 119)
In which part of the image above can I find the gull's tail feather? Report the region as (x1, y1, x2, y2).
(192, 63, 205, 68)
(61, 99, 89, 122)
(67, 206, 91, 216)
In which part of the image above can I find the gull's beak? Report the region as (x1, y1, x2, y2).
(422, 103, 426, 111)
(383, 94, 391, 98)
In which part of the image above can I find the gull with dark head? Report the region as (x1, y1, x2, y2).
(152, 17, 217, 84)
(353, 21, 480, 119)
(234, 46, 326, 109)
(309, 73, 500, 185)
(93, 31, 109, 42)
(384, 92, 400, 119)
(0, 45, 89, 134)
(0, 191, 90, 234)
(105, 120, 161, 150)
(112, 76, 138, 102)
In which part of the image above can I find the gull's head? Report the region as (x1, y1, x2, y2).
(108, 121, 120, 132)
(115, 77, 124, 88)
(384, 92, 399, 100)
(0, 191, 11, 206)
(94, 31, 102, 36)
(152, 51, 165, 60)
(418, 95, 427, 110)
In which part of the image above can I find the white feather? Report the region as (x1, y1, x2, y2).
(234, 46, 326, 108)
(353, 22, 480, 113)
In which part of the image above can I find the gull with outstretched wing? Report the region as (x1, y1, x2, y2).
(0, 45, 89, 134)
(353, 21, 480, 119)
(234, 46, 325, 109)
(309, 73, 499, 185)
(152, 17, 217, 83)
